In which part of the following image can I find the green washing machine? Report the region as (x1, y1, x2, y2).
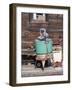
(46, 39, 53, 53)
(35, 39, 53, 70)
(35, 39, 53, 54)
(35, 40, 47, 55)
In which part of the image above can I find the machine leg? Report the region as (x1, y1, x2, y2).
(35, 60, 37, 68)
(42, 61, 45, 70)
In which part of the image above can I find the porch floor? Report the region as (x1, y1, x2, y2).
(21, 64, 63, 77)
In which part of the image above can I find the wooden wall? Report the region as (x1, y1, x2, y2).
(21, 13, 63, 49)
